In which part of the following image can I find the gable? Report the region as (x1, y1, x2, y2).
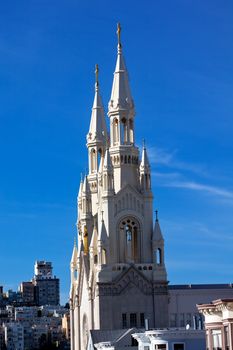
(114, 266, 152, 295)
(114, 184, 144, 218)
(96, 266, 152, 296)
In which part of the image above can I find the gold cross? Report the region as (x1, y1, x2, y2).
(95, 64, 99, 85)
(117, 23, 121, 45)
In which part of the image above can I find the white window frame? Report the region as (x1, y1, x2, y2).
(154, 342, 168, 350)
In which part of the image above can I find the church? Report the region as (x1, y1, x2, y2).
(69, 24, 169, 350)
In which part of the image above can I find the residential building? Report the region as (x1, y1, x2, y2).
(4, 322, 24, 350)
(132, 329, 206, 350)
(33, 261, 60, 306)
(19, 282, 35, 304)
(197, 298, 233, 350)
(34, 261, 53, 279)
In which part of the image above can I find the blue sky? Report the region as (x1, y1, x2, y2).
(0, 0, 233, 304)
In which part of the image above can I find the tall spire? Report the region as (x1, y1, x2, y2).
(70, 237, 78, 265)
(140, 141, 150, 171)
(90, 218, 98, 259)
(103, 148, 113, 170)
(153, 211, 164, 241)
(87, 64, 108, 145)
(140, 140, 151, 192)
(108, 23, 134, 114)
(77, 174, 83, 201)
(82, 175, 90, 195)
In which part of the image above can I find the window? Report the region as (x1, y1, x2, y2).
(170, 313, 177, 327)
(140, 313, 145, 327)
(156, 248, 162, 265)
(224, 326, 229, 350)
(155, 345, 167, 350)
(131, 337, 138, 347)
(120, 218, 140, 263)
(173, 344, 184, 350)
(179, 313, 185, 327)
(186, 313, 191, 327)
(212, 329, 222, 350)
(130, 313, 137, 327)
(122, 313, 127, 329)
(94, 255, 98, 264)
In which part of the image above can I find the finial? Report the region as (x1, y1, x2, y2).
(117, 22, 122, 49)
(74, 235, 77, 247)
(80, 173, 83, 182)
(155, 210, 158, 222)
(95, 64, 99, 90)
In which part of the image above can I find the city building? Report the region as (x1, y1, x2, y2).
(19, 281, 35, 304)
(70, 23, 168, 350)
(34, 261, 53, 279)
(4, 322, 24, 350)
(197, 298, 233, 350)
(33, 261, 60, 306)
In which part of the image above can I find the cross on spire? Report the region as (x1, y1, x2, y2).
(95, 64, 99, 89)
(117, 22, 121, 47)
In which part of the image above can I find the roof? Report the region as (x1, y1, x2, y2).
(169, 283, 233, 290)
(90, 329, 131, 345)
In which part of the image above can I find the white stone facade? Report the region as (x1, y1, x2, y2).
(70, 25, 169, 350)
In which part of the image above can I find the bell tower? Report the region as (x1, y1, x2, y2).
(70, 24, 169, 350)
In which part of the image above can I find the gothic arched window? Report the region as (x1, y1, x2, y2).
(121, 117, 127, 144)
(113, 118, 119, 145)
(119, 217, 140, 263)
(156, 248, 162, 265)
(90, 148, 96, 173)
(129, 119, 134, 143)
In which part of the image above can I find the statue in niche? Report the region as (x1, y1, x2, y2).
(125, 225, 133, 262)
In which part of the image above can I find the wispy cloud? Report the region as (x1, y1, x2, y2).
(163, 219, 233, 243)
(163, 180, 233, 199)
(148, 146, 208, 176)
(148, 146, 233, 202)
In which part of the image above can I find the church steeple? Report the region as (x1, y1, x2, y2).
(70, 26, 169, 350)
(87, 65, 108, 174)
(108, 23, 135, 147)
